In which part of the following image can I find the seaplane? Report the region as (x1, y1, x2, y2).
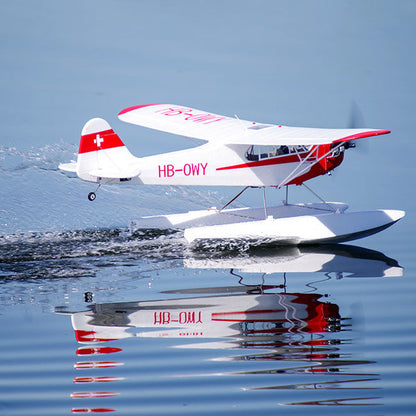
(59, 103, 405, 245)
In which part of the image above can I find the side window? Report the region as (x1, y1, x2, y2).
(246, 145, 311, 161)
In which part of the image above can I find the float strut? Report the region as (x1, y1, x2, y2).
(262, 187, 268, 219)
(220, 186, 249, 211)
(302, 183, 337, 212)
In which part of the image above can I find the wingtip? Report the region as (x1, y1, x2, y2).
(118, 104, 161, 117)
(333, 129, 391, 143)
(377, 129, 391, 136)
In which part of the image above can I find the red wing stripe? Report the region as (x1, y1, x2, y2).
(332, 129, 390, 143)
(118, 104, 161, 116)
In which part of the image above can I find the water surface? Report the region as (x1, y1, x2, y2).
(1, 229, 415, 415)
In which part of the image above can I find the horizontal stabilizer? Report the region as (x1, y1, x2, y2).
(88, 167, 141, 179)
(59, 161, 77, 173)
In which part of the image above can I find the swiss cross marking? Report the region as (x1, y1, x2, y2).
(94, 134, 104, 147)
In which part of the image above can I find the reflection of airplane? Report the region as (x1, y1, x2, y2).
(68, 244, 401, 344)
(61, 244, 398, 410)
(70, 291, 340, 343)
(64, 288, 344, 412)
(185, 244, 403, 278)
(63, 285, 376, 409)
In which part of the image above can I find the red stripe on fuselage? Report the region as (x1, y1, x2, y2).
(216, 152, 313, 171)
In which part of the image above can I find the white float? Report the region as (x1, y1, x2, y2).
(129, 202, 405, 245)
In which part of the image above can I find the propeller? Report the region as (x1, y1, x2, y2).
(347, 101, 369, 153)
(348, 100, 366, 129)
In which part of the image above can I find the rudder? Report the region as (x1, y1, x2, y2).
(78, 118, 125, 155)
(76, 118, 138, 182)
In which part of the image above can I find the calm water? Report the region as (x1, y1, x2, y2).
(1, 1, 416, 415)
(1, 223, 415, 415)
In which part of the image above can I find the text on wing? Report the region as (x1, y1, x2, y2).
(154, 106, 227, 125)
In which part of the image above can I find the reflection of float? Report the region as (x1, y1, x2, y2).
(185, 244, 403, 278)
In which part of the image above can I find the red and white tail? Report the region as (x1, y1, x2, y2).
(76, 118, 139, 182)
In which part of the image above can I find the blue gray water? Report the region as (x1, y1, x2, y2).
(1, 227, 415, 415)
(1, 1, 415, 415)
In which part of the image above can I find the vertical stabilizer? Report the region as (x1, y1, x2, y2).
(76, 118, 138, 182)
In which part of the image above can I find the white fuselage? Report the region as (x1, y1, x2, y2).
(97, 142, 313, 187)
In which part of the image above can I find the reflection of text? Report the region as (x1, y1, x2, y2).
(154, 311, 203, 325)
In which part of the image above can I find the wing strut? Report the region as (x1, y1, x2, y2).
(277, 145, 319, 188)
(277, 142, 346, 188)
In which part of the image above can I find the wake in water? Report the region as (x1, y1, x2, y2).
(0, 142, 77, 173)
(0, 142, 234, 235)
(0, 228, 188, 280)
(1, 141, 329, 280)
(0, 225, 283, 280)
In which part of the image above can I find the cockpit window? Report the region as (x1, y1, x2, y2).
(246, 145, 311, 161)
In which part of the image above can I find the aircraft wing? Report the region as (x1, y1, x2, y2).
(118, 104, 390, 146)
(118, 104, 257, 142)
(232, 125, 391, 146)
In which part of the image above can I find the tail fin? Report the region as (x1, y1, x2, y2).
(76, 118, 139, 182)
